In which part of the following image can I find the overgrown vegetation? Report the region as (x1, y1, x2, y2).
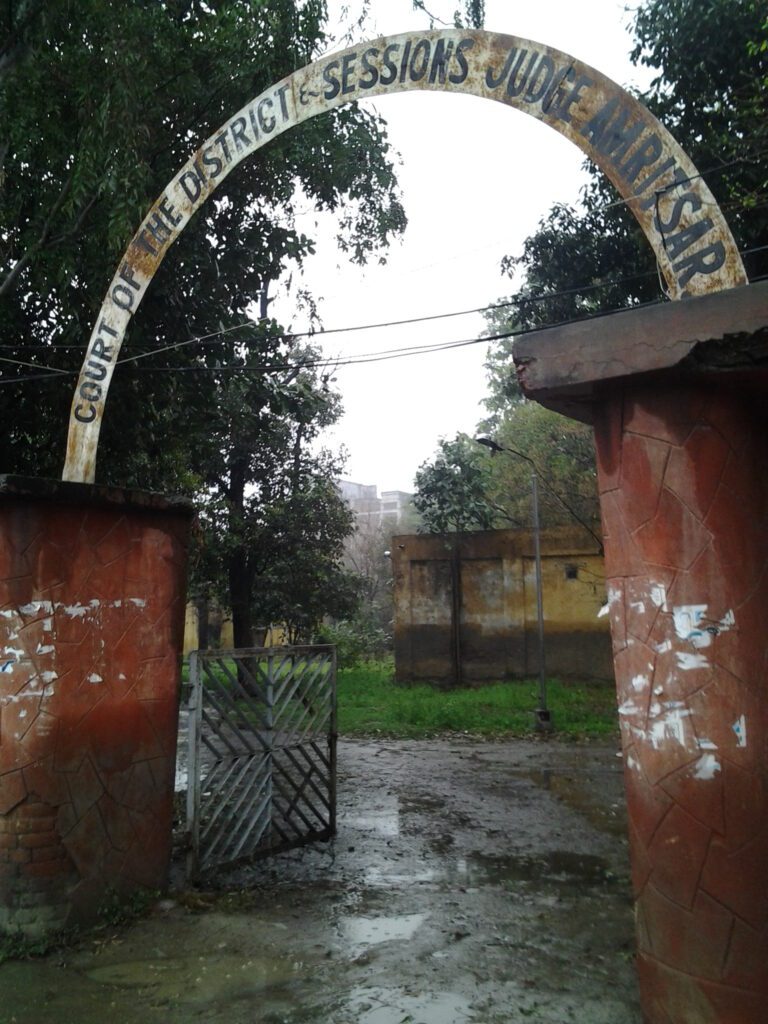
(337, 662, 619, 740)
(0, 886, 158, 966)
(315, 620, 391, 668)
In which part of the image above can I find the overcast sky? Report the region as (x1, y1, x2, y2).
(272, 0, 653, 493)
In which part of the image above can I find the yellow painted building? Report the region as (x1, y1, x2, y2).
(391, 526, 611, 684)
(183, 605, 286, 654)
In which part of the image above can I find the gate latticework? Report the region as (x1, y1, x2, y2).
(186, 645, 336, 877)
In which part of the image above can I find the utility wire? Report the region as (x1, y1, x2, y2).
(2, 247, 768, 386)
(596, 141, 768, 213)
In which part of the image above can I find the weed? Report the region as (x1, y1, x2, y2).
(96, 886, 159, 929)
(0, 928, 67, 966)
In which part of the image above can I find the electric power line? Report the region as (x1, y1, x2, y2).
(2, 247, 768, 386)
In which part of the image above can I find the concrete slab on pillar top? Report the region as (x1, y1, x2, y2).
(512, 279, 768, 421)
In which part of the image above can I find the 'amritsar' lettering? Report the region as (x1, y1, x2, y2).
(577, 95, 726, 288)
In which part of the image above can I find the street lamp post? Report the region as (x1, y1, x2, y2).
(530, 473, 552, 733)
(474, 437, 554, 732)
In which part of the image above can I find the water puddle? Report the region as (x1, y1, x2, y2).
(85, 951, 301, 1003)
(346, 794, 401, 837)
(346, 809, 400, 837)
(525, 768, 627, 836)
(365, 867, 439, 886)
(346, 985, 472, 1024)
(0, 949, 315, 1023)
(365, 850, 617, 892)
(339, 912, 426, 949)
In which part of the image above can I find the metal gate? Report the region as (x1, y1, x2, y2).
(185, 645, 336, 877)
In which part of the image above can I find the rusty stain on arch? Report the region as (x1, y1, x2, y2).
(62, 28, 748, 484)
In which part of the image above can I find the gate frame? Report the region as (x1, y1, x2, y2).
(185, 644, 337, 879)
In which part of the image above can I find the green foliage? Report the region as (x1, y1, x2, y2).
(482, 0, 768, 354)
(337, 663, 619, 739)
(411, 0, 485, 29)
(315, 619, 390, 667)
(0, 885, 157, 965)
(630, 0, 768, 278)
(194, 437, 359, 646)
(0, 927, 65, 966)
(413, 434, 496, 534)
(412, 416, 600, 538)
(96, 886, 159, 928)
(1, 1, 408, 644)
(477, 0, 767, 544)
(480, 402, 601, 535)
(0, 0, 406, 486)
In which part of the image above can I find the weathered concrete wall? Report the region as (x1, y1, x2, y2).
(0, 478, 192, 936)
(392, 527, 611, 685)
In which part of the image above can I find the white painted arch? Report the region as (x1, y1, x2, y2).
(63, 29, 747, 483)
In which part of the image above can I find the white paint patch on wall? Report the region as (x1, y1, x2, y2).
(672, 605, 735, 650)
(732, 715, 747, 748)
(618, 698, 644, 717)
(673, 605, 710, 647)
(63, 603, 89, 618)
(693, 754, 721, 780)
(19, 601, 54, 616)
(676, 652, 710, 671)
(648, 706, 693, 749)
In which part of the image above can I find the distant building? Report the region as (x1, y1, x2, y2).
(337, 480, 415, 527)
(391, 526, 612, 684)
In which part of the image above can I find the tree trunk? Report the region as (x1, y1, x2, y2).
(195, 594, 209, 650)
(228, 554, 254, 650)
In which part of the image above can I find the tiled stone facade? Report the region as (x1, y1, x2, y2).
(0, 479, 192, 934)
(594, 383, 768, 1022)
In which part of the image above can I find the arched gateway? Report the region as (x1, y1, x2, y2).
(63, 28, 746, 483)
(44, 27, 767, 1024)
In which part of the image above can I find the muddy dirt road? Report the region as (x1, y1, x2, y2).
(0, 738, 642, 1024)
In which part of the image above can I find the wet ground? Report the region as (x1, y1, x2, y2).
(0, 738, 642, 1024)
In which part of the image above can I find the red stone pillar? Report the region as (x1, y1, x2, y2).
(593, 381, 768, 1022)
(512, 282, 768, 1023)
(0, 478, 192, 935)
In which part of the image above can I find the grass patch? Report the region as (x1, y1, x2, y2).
(337, 661, 619, 740)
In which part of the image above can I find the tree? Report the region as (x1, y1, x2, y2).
(413, 434, 496, 534)
(479, 403, 601, 539)
(189, 331, 357, 647)
(0, 0, 406, 488)
(475, 0, 766, 550)
(483, 0, 767, 344)
(1, 1, 412, 645)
